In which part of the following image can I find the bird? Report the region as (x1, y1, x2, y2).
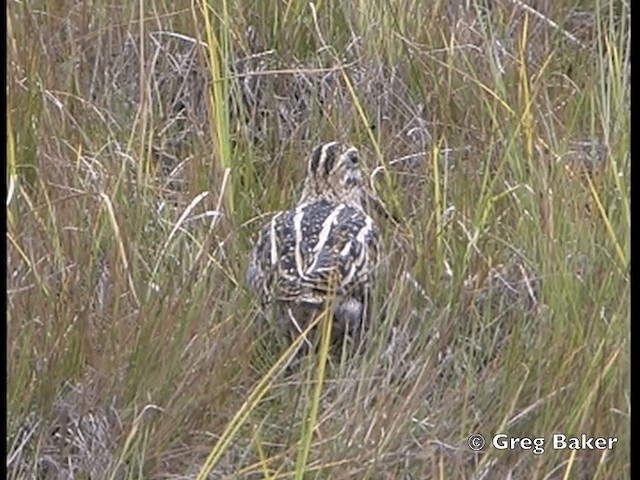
(246, 141, 383, 349)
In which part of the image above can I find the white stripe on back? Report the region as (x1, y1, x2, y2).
(293, 206, 306, 279)
(269, 212, 282, 266)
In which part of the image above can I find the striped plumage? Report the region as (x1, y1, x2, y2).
(246, 142, 381, 345)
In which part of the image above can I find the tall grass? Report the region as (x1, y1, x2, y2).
(7, 0, 629, 478)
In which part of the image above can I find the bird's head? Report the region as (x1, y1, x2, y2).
(299, 141, 367, 207)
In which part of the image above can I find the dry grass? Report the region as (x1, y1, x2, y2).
(7, 0, 629, 479)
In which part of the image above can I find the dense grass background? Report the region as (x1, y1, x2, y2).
(7, 0, 629, 478)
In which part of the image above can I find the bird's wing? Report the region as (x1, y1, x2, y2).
(295, 206, 380, 298)
(247, 204, 380, 306)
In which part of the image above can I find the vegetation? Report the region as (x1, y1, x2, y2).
(7, 0, 629, 478)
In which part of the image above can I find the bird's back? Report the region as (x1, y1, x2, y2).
(247, 198, 380, 308)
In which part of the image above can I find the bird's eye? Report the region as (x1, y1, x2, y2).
(346, 150, 359, 166)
